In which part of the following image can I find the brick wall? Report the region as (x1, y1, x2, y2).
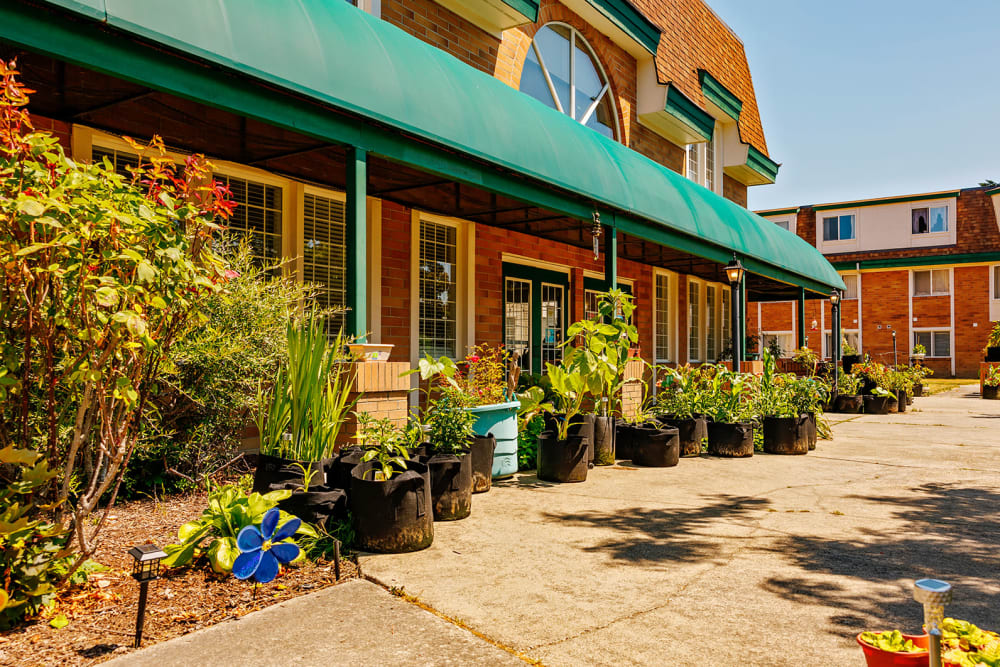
(381, 0, 502, 76)
(379, 201, 413, 361)
(33, 114, 72, 151)
(955, 265, 990, 377)
(723, 174, 747, 209)
(860, 270, 909, 367)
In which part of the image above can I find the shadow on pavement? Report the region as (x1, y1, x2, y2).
(542, 494, 770, 566)
(764, 482, 1000, 637)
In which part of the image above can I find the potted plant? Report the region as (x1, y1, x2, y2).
(533, 357, 591, 483)
(864, 387, 895, 415)
(983, 366, 1000, 400)
(423, 390, 475, 520)
(987, 322, 1000, 361)
(351, 414, 434, 553)
(832, 370, 864, 414)
(852, 359, 886, 396)
(757, 352, 809, 455)
(565, 289, 637, 466)
(703, 366, 757, 457)
(911, 343, 926, 362)
(745, 333, 761, 361)
(254, 319, 356, 527)
(886, 368, 914, 413)
(792, 346, 820, 376)
(842, 337, 861, 374)
(656, 365, 709, 457)
(411, 345, 520, 479)
(856, 630, 928, 666)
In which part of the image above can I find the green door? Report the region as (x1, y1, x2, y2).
(502, 263, 569, 374)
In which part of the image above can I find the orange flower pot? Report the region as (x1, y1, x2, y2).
(857, 633, 929, 666)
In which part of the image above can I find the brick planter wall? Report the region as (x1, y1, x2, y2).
(335, 362, 411, 450)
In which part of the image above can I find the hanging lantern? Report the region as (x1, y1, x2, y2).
(592, 210, 602, 260)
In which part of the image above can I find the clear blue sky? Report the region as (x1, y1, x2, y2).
(706, 0, 1000, 211)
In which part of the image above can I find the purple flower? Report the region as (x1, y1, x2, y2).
(233, 508, 300, 584)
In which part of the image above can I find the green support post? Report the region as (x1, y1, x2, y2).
(346, 147, 367, 342)
(739, 280, 748, 362)
(603, 220, 617, 289)
(797, 287, 806, 349)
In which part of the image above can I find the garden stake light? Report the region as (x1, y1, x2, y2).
(830, 289, 841, 396)
(127, 543, 166, 648)
(914, 579, 952, 667)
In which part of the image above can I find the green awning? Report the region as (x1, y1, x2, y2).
(24, 0, 843, 294)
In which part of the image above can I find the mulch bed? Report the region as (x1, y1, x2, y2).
(0, 491, 357, 666)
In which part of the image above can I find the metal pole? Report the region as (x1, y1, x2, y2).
(731, 282, 741, 373)
(346, 146, 368, 342)
(832, 301, 840, 397)
(134, 580, 149, 648)
(892, 330, 898, 367)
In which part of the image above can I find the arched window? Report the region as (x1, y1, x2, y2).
(519, 23, 618, 139)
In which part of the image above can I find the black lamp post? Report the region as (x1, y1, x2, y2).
(724, 256, 745, 372)
(892, 329, 898, 367)
(830, 289, 841, 397)
(128, 543, 166, 648)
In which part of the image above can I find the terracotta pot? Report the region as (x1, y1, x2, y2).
(856, 633, 928, 667)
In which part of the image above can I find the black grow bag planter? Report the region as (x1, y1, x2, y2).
(987, 347, 1000, 362)
(660, 417, 706, 457)
(351, 460, 433, 554)
(888, 397, 899, 413)
(253, 454, 330, 495)
(896, 392, 908, 413)
(614, 422, 636, 461)
(279, 486, 347, 528)
(802, 412, 817, 451)
(537, 432, 588, 483)
(545, 415, 595, 467)
(906, 393, 914, 406)
(468, 434, 496, 494)
(425, 451, 472, 521)
(912, 383, 924, 398)
(326, 448, 364, 499)
(706, 422, 754, 458)
(762, 416, 808, 455)
(984, 385, 1000, 400)
(842, 354, 861, 374)
(632, 426, 680, 467)
(833, 394, 863, 414)
(864, 396, 891, 415)
(592, 415, 616, 466)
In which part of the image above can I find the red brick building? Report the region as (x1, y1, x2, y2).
(753, 187, 1000, 377)
(2, 0, 842, 387)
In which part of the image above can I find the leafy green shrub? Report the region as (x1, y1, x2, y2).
(0, 446, 70, 629)
(357, 414, 410, 481)
(130, 244, 323, 497)
(0, 61, 230, 577)
(426, 390, 476, 455)
(162, 482, 315, 574)
(517, 415, 543, 471)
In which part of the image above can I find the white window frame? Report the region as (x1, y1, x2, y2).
(685, 126, 722, 194)
(841, 273, 859, 300)
(347, 0, 380, 16)
(820, 212, 857, 242)
(910, 203, 950, 236)
(410, 211, 475, 365)
(687, 279, 702, 362)
(761, 331, 795, 358)
(912, 328, 952, 358)
(912, 268, 950, 297)
(822, 329, 859, 359)
(705, 284, 718, 362)
(653, 270, 678, 363)
(770, 216, 796, 234)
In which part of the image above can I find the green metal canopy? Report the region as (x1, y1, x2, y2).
(22, 0, 843, 294)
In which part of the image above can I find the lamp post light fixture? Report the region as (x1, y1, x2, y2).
(914, 579, 952, 667)
(892, 329, 898, 367)
(830, 289, 841, 397)
(724, 256, 745, 373)
(128, 543, 166, 648)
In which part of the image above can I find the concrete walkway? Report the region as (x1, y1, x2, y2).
(361, 385, 1000, 665)
(116, 384, 1000, 665)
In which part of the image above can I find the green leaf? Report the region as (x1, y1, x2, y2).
(0, 588, 8, 610)
(0, 445, 40, 466)
(207, 537, 238, 574)
(49, 614, 69, 629)
(136, 260, 157, 283)
(17, 199, 45, 217)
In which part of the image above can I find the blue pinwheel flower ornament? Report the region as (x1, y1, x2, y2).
(233, 508, 300, 584)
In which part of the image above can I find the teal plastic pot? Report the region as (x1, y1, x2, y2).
(465, 400, 520, 478)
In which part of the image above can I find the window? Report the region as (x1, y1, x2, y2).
(519, 23, 617, 138)
(774, 220, 790, 231)
(994, 266, 1000, 299)
(824, 331, 859, 358)
(303, 193, 347, 336)
(92, 146, 140, 178)
(913, 269, 949, 296)
(584, 289, 601, 320)
(213, 173, 283, 263)
(914, 331, 951, 357)
(761, 332, 794, 358)
(540, 283, 565, 367)
(822, 214, 855, 241)
(504, 278, 532, 372)
(705, 285, 717, 362)
(654, 273, 672, 362)
(685, 132, 720, 192)
(688, 282, 700, 361)
(721, 288, 731, 352)
(419, 221, 458, 358)
(912, 206, 948, 234)
(842, 274, 859, 300)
